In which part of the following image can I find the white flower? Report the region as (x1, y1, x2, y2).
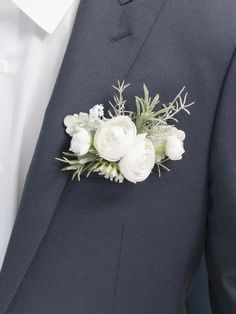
(150, 126, 172, 162)
(89, 104, 104, 119)
(69, 128, 92, 156)
(119, 134, 155, 183)
(64, 113, 89, 136)
(87, 105, 104, 129)
(94, 116, 137, 162)
(151, 126, 185, 161)
(95, 162, 124, 183)
(165, 129, 185, 160)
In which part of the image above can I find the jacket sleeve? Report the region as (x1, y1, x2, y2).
(206, 49, 236, 313)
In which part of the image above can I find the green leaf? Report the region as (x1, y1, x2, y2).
(135, 96, 141, 118)
(143, 84, 149, 105)
(78, 153, 97, 165)
(62, 165, 81, 171)
(62, 152, 77, 157)
(72, 169, 80, 180)
(149, 93, 160, 111)
(55, 157, 68, 163)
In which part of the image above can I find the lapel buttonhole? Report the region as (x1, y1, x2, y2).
(117, 0, 133, 5)
(111, 30, 133, 42)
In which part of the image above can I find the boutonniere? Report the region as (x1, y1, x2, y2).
(56, 81, 194, 184)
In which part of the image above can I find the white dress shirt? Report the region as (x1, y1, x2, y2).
(0, 0, 80, 270)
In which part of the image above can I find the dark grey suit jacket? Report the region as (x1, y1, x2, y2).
(0, 0, 236, 313)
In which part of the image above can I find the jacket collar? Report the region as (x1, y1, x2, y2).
(11, 0, 78, 33)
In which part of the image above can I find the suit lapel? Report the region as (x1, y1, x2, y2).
(0, 0, 165, 312)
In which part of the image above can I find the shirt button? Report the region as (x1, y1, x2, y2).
(0, 56, 8, 74)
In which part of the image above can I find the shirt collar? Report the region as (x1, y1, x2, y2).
(11, 0, 76, 33)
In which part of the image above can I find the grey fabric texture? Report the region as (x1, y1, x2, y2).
(0, 0, 236, 313)
(187, 258, 212, 314)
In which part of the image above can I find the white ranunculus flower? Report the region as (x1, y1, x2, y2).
(164, 127, 185, 160)
(94, 116, 137, 162)
(151, 126, 185, 161)
(119, 134, 155, 183)
(165, 135, 185, 160)
(69, 128, 92, 156)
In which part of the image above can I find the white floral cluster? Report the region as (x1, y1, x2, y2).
(57, 83, 193, 184)
(64, 115, 186, 183)
(64, 104, 104, 155)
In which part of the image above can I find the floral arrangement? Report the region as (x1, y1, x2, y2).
(56, 81, 194, 184)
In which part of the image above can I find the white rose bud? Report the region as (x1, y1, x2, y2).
(119, 134, 155, 184)
(94, 116, 137, 162)
(165, 128, 185, 160)
(70, 128, 92, 156)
